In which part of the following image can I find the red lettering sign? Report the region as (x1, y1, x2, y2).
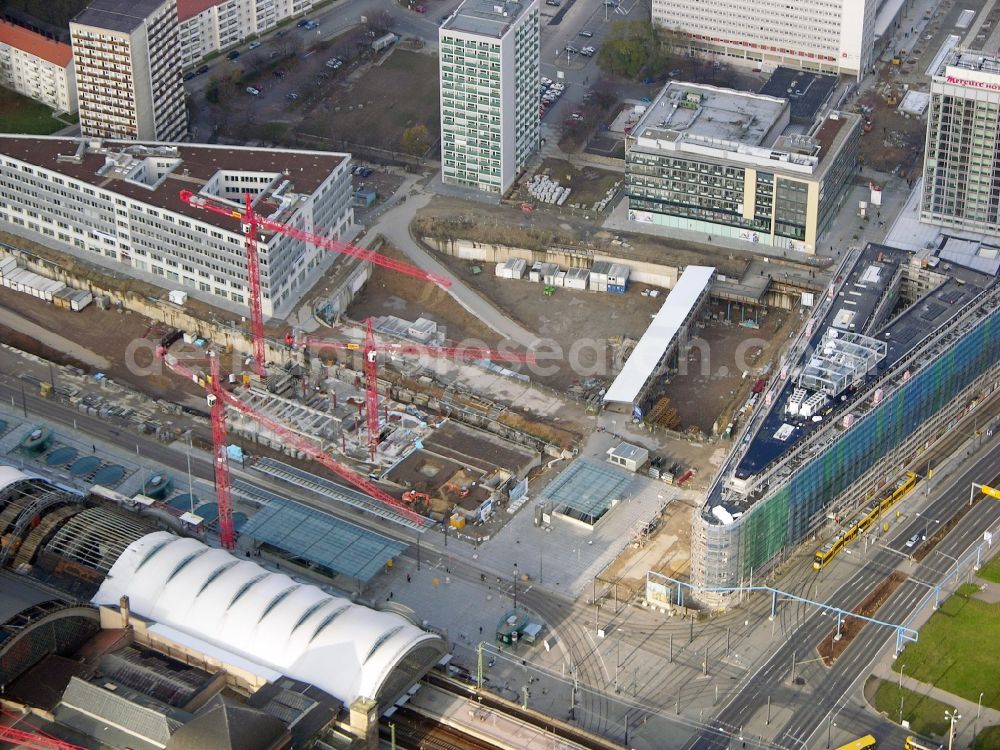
(944, 74, 1000, 91)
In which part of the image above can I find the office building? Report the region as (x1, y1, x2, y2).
(71, 0, 188, 141)
(921, 49, 1000, 235)
(689, 243, 1000, 604)
(625, 82, 860, 254)
(0, 21, 77, 114)
(0, 136, 354, 318)
(651, 0, 876, 79)
(177, 0, 314, 69)
(439, 0, 540, 195)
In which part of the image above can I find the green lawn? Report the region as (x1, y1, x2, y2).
(975, 726, 1000, 750)
(978, 549, 1000, 584)
(892, 585, 1000, 710)
(872, 679, 952, 737)
(0, 86, 65, 134)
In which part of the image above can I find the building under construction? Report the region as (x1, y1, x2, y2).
(691, 242, 1000, 604)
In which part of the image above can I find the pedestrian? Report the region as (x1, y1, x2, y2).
(389, 591, 394, 600)
(92, 444, 96, 453)
(406, 572, 411, 583)
(479, 625, 483, 635)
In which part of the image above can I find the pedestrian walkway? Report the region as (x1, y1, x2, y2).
(869, 660, 1000, 747)
(356, 177, 541, 348)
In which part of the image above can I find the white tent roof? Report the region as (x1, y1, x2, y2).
(92, 532, 442, 706)
(0, 465, 30, 492)
(603, 265, 715, 407)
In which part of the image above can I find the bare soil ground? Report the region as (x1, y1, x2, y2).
(520, 158, 622, 208)
(297, 49, 439, 153)
(0, 285, 184, 399)
(345, 241, 502, 345)
(666, 305, 796, 434)
(431, 255, 666, 390)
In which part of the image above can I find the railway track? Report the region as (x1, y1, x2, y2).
(424, 672, 622, 750)
(383, 706, 498, 750)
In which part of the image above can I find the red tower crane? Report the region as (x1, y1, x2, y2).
(293, 320, 536, 460)
(158, 349, 426, 526)
(207, 352, 236, 549)
(177, 190, 453, 378)
(0, 712, 87, 750)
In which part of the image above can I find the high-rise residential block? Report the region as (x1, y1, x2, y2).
(439, 0, 540, 195)
(71, 0, 188, 141)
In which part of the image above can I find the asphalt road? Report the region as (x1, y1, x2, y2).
(687, 438, 1000, 750)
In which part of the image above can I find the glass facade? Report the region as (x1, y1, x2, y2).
(696, 305, 1000, 589)
(627, 153, 774, 235)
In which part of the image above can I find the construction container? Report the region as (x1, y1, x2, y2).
(529, 261, 544, 282)
(52, 288, 91, 311)
(541, 263, 560, 285)
(607, 263, 630, 294)
(589, 260, 612, 292)
(168, 290, 188, 306)
(449, 513, 466, 529)
(553, 271, 567, 287)
(564, 267, 589, 290)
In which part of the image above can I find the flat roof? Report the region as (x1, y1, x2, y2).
(237, 489, 407, 582)
(442, 0, 529, 38)
(72, 0, 169, 32)
(608, 442, 648, 462)
(632, 82, 787, 147)
(758, 68, 838, 123)
(935, 48, 1000, 78)
(540, 458, 633, 525)
(729, 241, 997, 486)
(0, 136, 346, 233)
(603, 265, 715, 407)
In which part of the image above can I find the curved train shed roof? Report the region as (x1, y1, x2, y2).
(92, 532, 443, 706)
(0, 465, 30, 492)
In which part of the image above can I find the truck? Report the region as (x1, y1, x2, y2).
(372, 32, 398, 52)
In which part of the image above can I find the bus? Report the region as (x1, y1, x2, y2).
(814, 472, 918, 570)
(904, 737, 940, 750)
(832, 735, 877, 750)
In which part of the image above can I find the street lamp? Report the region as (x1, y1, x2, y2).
(974, 692, 983, 748)
(898, 664, 905, 690)
(512, 564, 518, 610)
(945, 708, 961, 750)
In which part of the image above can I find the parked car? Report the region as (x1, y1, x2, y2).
(304, 20, 319, 29)
(249, 40, 261, 49)
(580, 46, 595, 56)
(545, 0, 560, 6)
(296, 18, 310, 27)
(273, 69, 287, 78)
(196, 65, 209, 75)
(183, 71, 196, 81)
(541, 76, 552, 86)
(286, 92, 299, 101)
(578, 29, 593, 37)
(246, 86, 261, 96)
(227, 50, 240, 60)
(414, 4, 427, 12)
